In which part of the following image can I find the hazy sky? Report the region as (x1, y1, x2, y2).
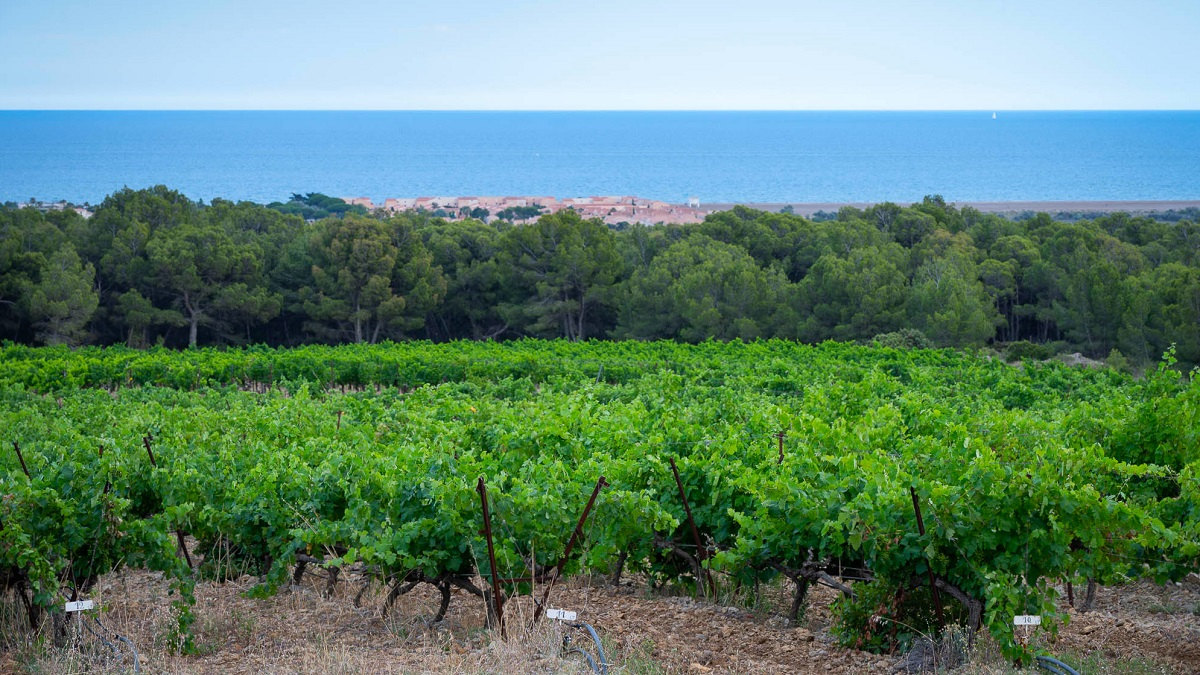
(2, 0, 1198, 110)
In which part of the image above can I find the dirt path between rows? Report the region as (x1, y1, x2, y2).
(4, 566, 1198, 673)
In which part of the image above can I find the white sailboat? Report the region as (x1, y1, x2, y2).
(992, 112, 997, 119)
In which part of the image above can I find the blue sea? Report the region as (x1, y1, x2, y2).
(2, 111, 1199, 205)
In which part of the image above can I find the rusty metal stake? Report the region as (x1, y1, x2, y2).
(99, 445, 111, 495)
(476, 477, 506, 637)
(142, 435, 157, 468)
(13, 441, 29, 478)
(531, 475, 609, 627)
(776, 431, 786, 464)
(143, 435, 193, 570)
(669, 458, 716, 597)
(910, 486, 944, 631)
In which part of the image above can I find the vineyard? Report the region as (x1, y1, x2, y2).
(2, 340, 1198, 668)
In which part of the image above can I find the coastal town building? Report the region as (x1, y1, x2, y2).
(14, 199, 94, 218)
(345, 195, 713, 226)
(382, 198, 415, 210)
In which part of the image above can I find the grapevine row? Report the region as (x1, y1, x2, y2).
(1, 341, 1196, 664)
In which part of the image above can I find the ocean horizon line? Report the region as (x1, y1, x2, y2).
(5, 110, 1198, 205)
(4, 108, 1200, 113)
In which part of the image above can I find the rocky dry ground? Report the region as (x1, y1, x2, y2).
(2, 560, 1198, 674)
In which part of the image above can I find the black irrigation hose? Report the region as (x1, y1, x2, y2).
(563, 622, 608, 675)
(1036, 655, 1080, 675)
(83, 615, 141, 674)
(81, 615, 119, 655)
(114, 634, 141, 674)
(565, 646, 599, 672)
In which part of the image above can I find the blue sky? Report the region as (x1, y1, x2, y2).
(2, 0, 1197, 109)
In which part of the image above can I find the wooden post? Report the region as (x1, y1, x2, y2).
(910, 486, 944, 630)
(476, 477, 506, 636)
(669, 458, 716, 596)
(531, 475, 608, 627)
(13, 441, 29, 478)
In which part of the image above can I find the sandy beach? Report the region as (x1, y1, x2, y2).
(710, 200, 1200, 217)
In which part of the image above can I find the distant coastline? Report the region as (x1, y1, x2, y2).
(339, 195, 1200, 226)
(340, 194, 708, 225)
(15, 194, 1200, 226)
(713, 200, 1200, 217)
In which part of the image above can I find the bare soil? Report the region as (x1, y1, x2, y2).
(4, 563, 1198, 673)
(1047, 577, 1200, 673)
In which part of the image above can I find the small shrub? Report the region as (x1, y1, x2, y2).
(1105, 348, 1133, 374)
(1005, 341, 1053, 362)
(871, 329, 934, 350)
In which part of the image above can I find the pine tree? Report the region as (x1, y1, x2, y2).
(29, 245, 99, 345)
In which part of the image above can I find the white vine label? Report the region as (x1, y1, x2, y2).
(546, 608, 577, 621)
(1013, 615, 1041, 626)
(65, 600, 94, 612)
